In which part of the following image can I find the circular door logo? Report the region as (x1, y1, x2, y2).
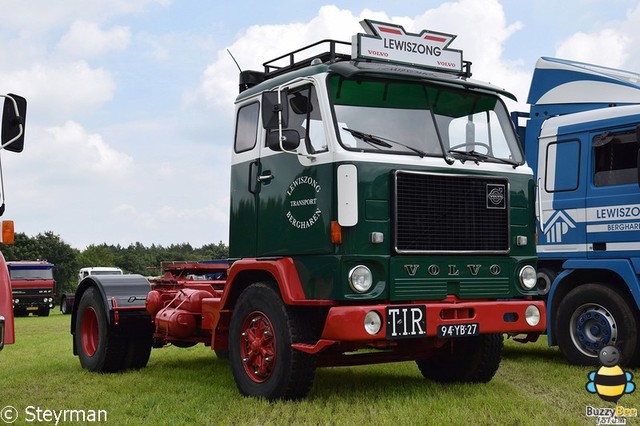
(286, 176, 322, 229)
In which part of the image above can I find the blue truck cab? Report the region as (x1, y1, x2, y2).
(514, 57, 640, 366)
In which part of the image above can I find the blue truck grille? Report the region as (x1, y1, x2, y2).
(393, 171, 509, 253)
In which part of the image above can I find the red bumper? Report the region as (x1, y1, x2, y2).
(320, 298, 546, 342)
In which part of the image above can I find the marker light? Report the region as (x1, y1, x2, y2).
(519, 265, 536, 290)
(348, 265, 373, 293)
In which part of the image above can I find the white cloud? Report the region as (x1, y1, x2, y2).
(0, 0, 170, 33)
(197, 1, 531, 110)
(0, 62, 115, 122)
(56, 20, 131, 58)
(555, 29, 630, 67)
(554, 3, 640, 70)
(36, 121, 134, 178)
(199, 5, 366, 111)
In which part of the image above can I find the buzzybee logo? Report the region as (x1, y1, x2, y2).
(584, 346, 637, 425)
(586, 346, 635, 403)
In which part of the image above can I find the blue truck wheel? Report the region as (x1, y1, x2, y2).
(555, 283, 639, 366)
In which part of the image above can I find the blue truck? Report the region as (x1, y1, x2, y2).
(514, 57, 640, 366)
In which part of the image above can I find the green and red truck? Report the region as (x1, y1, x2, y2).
(70, 20, 545, 399)
(0, 92, 27, 351)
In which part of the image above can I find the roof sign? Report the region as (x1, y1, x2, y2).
(352, 20, 463, 73)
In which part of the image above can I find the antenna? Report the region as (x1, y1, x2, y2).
(227, 49, 249, 91)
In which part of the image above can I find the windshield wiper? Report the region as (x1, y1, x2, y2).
(342, 128, 392, 149)
(447, 149, 520, 168)
(342, 128, 428, 157)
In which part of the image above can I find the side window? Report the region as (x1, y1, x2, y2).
(545, 140, 580, 192)
(234, 102, 260, 153)
(593, 129, 639, 187)
(287, 85, 328, 154)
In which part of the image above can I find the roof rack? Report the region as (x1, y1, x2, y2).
(262, 39, 351, 78)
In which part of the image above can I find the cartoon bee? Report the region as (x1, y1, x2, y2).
(586, 346, 636, 403)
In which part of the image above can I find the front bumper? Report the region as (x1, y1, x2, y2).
(320, 297, 546, 342)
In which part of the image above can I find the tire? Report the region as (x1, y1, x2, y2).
(13, 308, 27, 317)
(214, 349, 229, 359)
(38, 307, 50, 317)
(555, 283, 639, 366)
(416, 333, 503, 383)
(123, 335, 152, 369)
(229, 282, 316, 400)
(61, 298, 70, 315)
(74, 287, 126, 372)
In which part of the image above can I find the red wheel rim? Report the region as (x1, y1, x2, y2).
(239, 311, 276, 383)
(80, 306, 99, 357)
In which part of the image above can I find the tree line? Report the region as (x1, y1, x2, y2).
(1, 231, 229, 295)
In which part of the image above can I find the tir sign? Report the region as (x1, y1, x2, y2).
(352, 19, 463, 73)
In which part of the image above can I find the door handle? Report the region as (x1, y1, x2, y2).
(257, 173, 274, 183)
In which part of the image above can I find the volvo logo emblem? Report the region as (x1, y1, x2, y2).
(487, 183, 506, 209)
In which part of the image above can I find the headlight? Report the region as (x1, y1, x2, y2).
(348, 265, 373, 293)
(525, 305, 541, 326)
(519, 265, 536, 290)
(364, 311, 382, 335)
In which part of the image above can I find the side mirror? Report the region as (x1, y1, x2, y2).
(261, 90, 288, 130)
(1, 94, 27, 153)
(267, 129, 300, 152)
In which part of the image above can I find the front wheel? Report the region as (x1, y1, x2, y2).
(555, 283, 639, 366)
(229, 282, 316, 400)
(416, 333, 503, 383)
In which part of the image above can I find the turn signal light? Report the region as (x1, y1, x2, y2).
(2, 221, 14, 245)
(331, 220, 342, 244)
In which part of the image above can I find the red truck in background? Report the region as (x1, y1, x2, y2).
(0, 92, 27, 351)
(8, 261, 56, 317)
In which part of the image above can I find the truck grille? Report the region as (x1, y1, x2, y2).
(393, 171, 509, 253)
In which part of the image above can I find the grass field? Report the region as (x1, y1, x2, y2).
(0, 310, 638, 425)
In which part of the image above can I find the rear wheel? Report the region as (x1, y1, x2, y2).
(229, 282, 316, 400)
(60, 297, 70, 314)
(416, 333, 503, 383)
(74, 287, 126, 372)
(555, 283, 639, 366)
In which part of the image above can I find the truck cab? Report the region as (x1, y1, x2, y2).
(8, 261, 56, 317)
(515, 57, 640, 365)
(70, 21, 545, 400)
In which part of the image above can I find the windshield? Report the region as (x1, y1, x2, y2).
(9, 267, 53, 280)
(90, 270, 123, 276)
(327, 74, 523, 163)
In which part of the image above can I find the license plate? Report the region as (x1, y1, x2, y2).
(437, 323, 480, 338)
(26, 307, 38, 311)
(385, 305, 426, 339)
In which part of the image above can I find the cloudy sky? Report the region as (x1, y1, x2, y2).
(0, 0, 639, 249)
